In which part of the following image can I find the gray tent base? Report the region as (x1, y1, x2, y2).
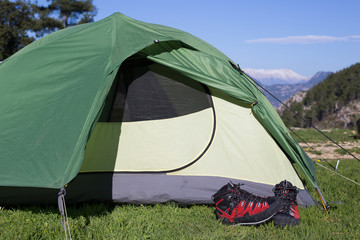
(0, 173, 316, 207)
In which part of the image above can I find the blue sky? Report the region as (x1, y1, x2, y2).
(41, 0, 360, 77)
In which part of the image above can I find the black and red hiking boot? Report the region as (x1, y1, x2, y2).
(273, 180, 300, 227)
(212, 182, 282, 225)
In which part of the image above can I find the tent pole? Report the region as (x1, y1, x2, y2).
(316, 187, 329, 214)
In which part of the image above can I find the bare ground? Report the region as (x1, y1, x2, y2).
(299, 141, 360, 160)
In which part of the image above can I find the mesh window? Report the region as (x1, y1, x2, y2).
(105, 61, 212, 122)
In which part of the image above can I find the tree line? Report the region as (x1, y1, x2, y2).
(0, 0, 96, 61)
(280, 63, 360, 128)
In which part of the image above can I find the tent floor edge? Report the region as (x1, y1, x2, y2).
(0, 175, 317, 207)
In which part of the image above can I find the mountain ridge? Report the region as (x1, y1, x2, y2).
(258, 71, 332, 109)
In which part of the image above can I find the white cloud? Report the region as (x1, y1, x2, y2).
(245, 35, 360, 44)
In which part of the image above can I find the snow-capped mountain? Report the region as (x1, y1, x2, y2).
(243, 68, 310, 86)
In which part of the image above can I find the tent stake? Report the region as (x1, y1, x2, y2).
(335, 160, 340, 172)
(58, 186, 72, 240)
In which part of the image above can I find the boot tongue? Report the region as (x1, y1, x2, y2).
(284, 180, 293, 188)
(273, 181, 298, 201)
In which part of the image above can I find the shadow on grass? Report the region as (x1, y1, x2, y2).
(4, 201, 116, 220)
(3, 201, 215, 220)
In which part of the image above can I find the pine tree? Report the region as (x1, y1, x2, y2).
(0, 0, 97, 61)
(47, 0, 97, 28)
(0, 0, 36, 60)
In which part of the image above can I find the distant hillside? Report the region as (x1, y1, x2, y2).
(260, 71, 332, 108)
(277, 91, 307, 114)
(279, 63, 360, 129)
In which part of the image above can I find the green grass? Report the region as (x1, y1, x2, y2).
(290, 128, 357, 143)
(1, 159, 359, 239)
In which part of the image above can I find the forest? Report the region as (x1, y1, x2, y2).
(280, 63, 360, 129)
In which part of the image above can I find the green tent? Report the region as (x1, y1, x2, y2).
(0, 13, 323, 206)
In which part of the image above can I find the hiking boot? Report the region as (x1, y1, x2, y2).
(273, 180, 300, 227)
(212, 182, 282, 225)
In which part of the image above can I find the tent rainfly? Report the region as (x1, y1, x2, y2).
(0, 13, 325, 207)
